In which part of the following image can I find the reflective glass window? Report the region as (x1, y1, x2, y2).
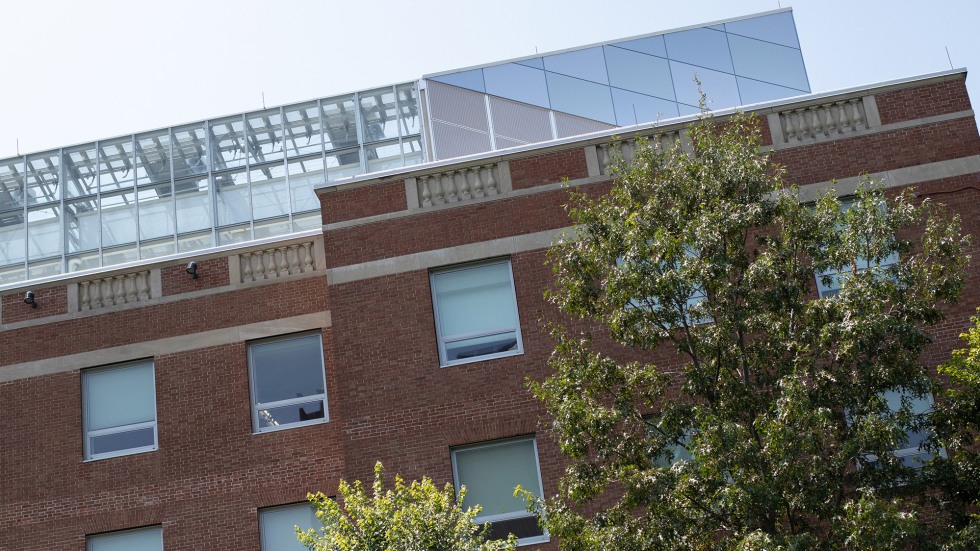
(66, 198, 100, 254)
(250, 163, 289, 221)
(287, 156, 325, 214)
(64, 144, 99, 198)
(516, 57, 544, 69)
(259, 504, 319, 551)
(249, 332, 327, 432)
(172, 123, 209, 180)
(546, 72, 616, 124)
(604, 45, 675, 100)
(736, 77, 806, 105)
(325, 149, 361, 182)
(247, 108, 285, 165)
(543, 46, 609, 85)
(728, 35, 808, 92)
(209, 115, 248, 171)
(428, 69, 486, 93)
(360, 87, 399, 143)
(101, 190, 138, 248)
(135, 131, 172, 187)
(82, 361, 157, 461)
(138, 183, 176, 241)
(175, 175, 211, 234)
(27, 206, 61, 260)
(215, 169, 250, 227)
(0, 157, 26, 215)
(611, 88, 679, 125)
(87, 526, 163, 551)
(669, 61, 741, 109)
(283, 101, 324, 158)
(25, 150, 61, 205)
(483, 63, 550, 109)
(725, 11, 801, 48)
(664, 28, 734, 73)
(98, 137, 135, 194)
(320, 94, 359, 151)
(613, 34, 667, 57)
(396, 83, 421, 137)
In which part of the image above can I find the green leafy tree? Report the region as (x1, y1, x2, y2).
(298, 462, 516, 551)
(531, 109, 971, 550)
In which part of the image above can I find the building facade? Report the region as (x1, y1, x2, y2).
(1, 10, 979, 551)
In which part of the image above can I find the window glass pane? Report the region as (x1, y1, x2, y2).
(516, 57, 544, 69)
(664, 28, 734, 73)
(101, 190, 138, 248)
(210, 115, 247, 171)
(402, 137, 424, 166)
(320, 94, 358, 152)
(175, 176, 211, 234)
(253, 217, 291, 240)
(84, 363, 155, 431)
(135, 131, 172, 187)
(283, 101, 324, 158)
(216, 169, 250, 227)
(445, 331, 519, 362)
(360, 87, 399, 143)
(433, 261, 519, 340)
(66, 198, 100, 253)
(725, 11, 801, 48)
(484, 63, 550, 109)
(88, 527, 163, 551)
(543, 47, 609, 85)
(250, 334, 325, 405)
(288, 156, 324, 214)
(218, 224, 252, 245)
(365, 141, 403, 173)
(98, 137, 135, 194)
(26, 150, 61, 205)
(27, 206, 61, 260)
(259, 505, 318, 551)
(64, 144, 99, 198)
(68, 251, 100, 273)
(250, 163, 289, 221)
(613, 34, 667, 57)
(545, 72, 615, 124)
(171, 123, 209, 181)
(138, 183, 176, 241)
(669, 61, 741, 109)
(0, 221, 26, 270)
(605, 45, 675, 100)
(325, 149, 361, 182)
(91, 426, 156, 456)
(728, 35, 809, 92)
(611, 88, 679, 125)
(736, 77, 806, 105)
(454, 439, 542, 518)
(140, 238, 175, 260)
(428, 69, 487, 93)
(256, 399, 325, 430)
(292, 213, 320, 232)
(396, 83, 421, 137)
(28, 258, 62, 279)
(178, 231, 213, 253)
(0, 157, 26, 214)
(103, 244, 139, 267)
(247, 108, 285, 165)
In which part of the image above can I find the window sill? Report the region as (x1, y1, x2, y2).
(252, 416, 329, 435)
(83, 445, 158, 462)
(440, 349, 524, 368)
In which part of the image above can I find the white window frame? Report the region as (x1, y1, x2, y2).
(258, 502, 319, 551)
(248, 332, 328, 434)
(430, 258, 524, 367)
(86, 525, 163, 551)
(82, 360, 158, 461)
(451, 436, 549, 547)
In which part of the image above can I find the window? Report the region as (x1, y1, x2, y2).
(248, 332, 328, 433)
(259, 503, 319, 551)
(881, 389, 938, 468)
(87, 526, 163, 551)
(451, 437, 548, 546)
(82, 361, 157, 460)
(814, 199, 899, 298)
(430, 259, 523, 366)
(619, 246, 710, 326)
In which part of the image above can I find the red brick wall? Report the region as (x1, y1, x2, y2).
(322, 179, 406, 225)
(161, 257, 230, 295)
(1, 284, 67, 323)
(510, 149, 590, 190)
(875, 79, 972, 125)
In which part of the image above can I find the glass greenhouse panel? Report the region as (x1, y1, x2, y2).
(138, 183, 176, 241)
(604, 45, 675, 100)
(325, 149, 361, 182)
(250, 163, 289, 221)
(253, 216, 291, 240)
(396, 83, 421, 137)
(102, 244, 138, 267)
(360, 87, 400, 143)
(0, 157, 26, 215)
(66, 198, 100, 253)
(101, 190, 138, 248)
(0, 222, 26, 267)
(283, 101, 324, 158)
(209, 115, 248, 171)
(320, 94, 358, 152)
(247, 108, 285, 165)
(140, 238, 176, 260)
(178, 231, 213, 253)
(67, 251, 100, 273)
(288, 156, 324, 214)
(98, 137, 135, 194)
(171, 123, 209, 180)
(64, 144, 100, 198)
(216, 169, 250, 227)
(25, 151, 61, 205)
(365, 140, 403, 173)
(135, 130, 172, 187)
(175, 175, 211, 234)
(27, 206, 61, 260)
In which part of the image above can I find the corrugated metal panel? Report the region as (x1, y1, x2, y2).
(426, 81, 490, 132)
(554, 112, 616, 138)
(489, 96, 554, 144)
(430, 121, 492, 159)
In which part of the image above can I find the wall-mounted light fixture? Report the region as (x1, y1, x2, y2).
(186, 261, 199, 279)
(24, 290, 37, 308)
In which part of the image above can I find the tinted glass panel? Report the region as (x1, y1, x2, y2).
(259, 505, 318, 551)
(729, 34, 808, 91)
(85, 363, 155, 431)
(613, 34, 667, 57)
(516, 57, 544, 69)
(736, 77, 806, 105)
(87, 527, 163, 551)
(429, 69, 486, 93)
(611, 88, 679, 125)
(543, 46, 609, 85)
(250, 334, 325, 405)
(546, 72, 615, 124)
(665, 28, 733, 73)
(605, 45, 674, 100)
(669, 61, 741, 109)
(725, 11, 801, 48)
(483, 63, 550, 108)
(454, 439, 542, 517)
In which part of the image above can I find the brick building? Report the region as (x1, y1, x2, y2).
(1, 10, 979, 551)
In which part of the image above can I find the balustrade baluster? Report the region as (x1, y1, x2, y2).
(277, 247, 289, 277)
(288, 244, 301, 274)
(483, 164, 498, 195)
(301, 242, 314, 272)
(137, 272, 150, 300)
(849, 99, 865, 129)
(419, 175, 432, 207)
(469, 167, 484, 198)
(125, 274, 136, 303)
(80, 281, 91, 310)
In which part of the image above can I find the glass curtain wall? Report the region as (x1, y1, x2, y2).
(0, 82, 422, 285)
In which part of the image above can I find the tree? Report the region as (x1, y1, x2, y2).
(530, 108, 971, 550)
(298, 462, 517, 551)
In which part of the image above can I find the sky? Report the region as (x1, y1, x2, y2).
(0, 0, 976, 160)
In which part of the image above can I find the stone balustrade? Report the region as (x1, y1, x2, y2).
(238, 241, 316, 283)
(597, 131, 682, 175)
(774, 96, 875, 145)
(79, 270, 153, 311)
(415, 163, 501, 208)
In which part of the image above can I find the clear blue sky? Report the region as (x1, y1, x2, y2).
(0, 0, 975, 159)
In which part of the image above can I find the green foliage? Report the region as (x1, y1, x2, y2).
(534, 107, 973, 550)
(299, 462, 517, 551)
